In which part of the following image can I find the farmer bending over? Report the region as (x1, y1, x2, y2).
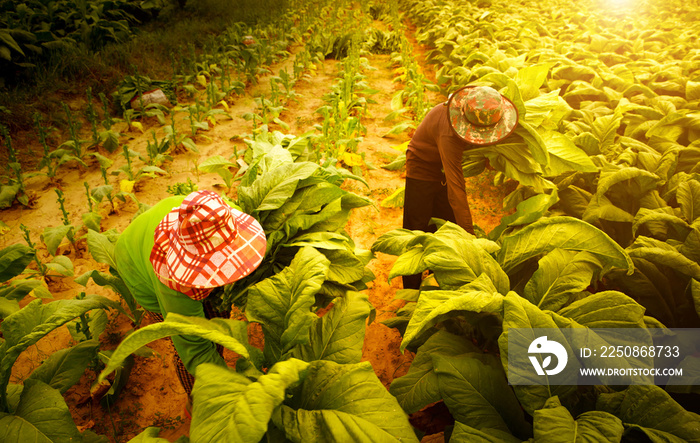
(114, 190, 267, 412)
(403, 85, 518, 289)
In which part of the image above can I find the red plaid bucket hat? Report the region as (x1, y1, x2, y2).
(150, 191, 266, 298)
(447, 85, 518, 145)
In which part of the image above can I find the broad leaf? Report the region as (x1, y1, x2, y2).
(515, 63, 553, 101)
(423, 222, 510, 293)
(272, 360, 419, 443)
(433, 353, 531, 438)
(523, 249, 602, 312)
(289, 291, 370, 364)
(557, 291, 646, 328)
(82, 212, 101, 233)
(28, 340, 99, 394)
(390, 330, 477, 414)
(401, 274, 505, 352)
(45, 255, 74, 276)
(497, 216, 632, 274)
(678, 180, 700, 223)
(0, 279, 51, 302)
(533, 396, 623, 442)
(246, 247, 329, 363)
(628, 236, 700, 280)
(191, 359, 308, 443)
(490, 191, 559, 240)
(0, 379, 81, 442)
(128, 427, 189, 442)
(99, 314, 252, 382)
(41, 225, 74, 256)
(0, 244, 33, 282)
(498, 293, 578, 413)
(320, 249, 366, 285)
(597, 385, 700, 442)
(371, 229, 430, 256)
(542, 131, 598, 176)
(86, 229, 118, 270)
(239, 162, 319, 213)
(388, 247, 428, 282)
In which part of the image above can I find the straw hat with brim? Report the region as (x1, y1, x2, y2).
(447, 85, 519, 145)
(150, 190, 267, 293)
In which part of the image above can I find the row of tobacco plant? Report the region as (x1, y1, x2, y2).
(371, 0, 700, 440)
(0, 0, 365, 440)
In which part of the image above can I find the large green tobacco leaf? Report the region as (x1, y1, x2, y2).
(556, 291, 646, 328)
(289, 291, 370, 364)
(595, 167, 662, 205)
(28, 340, 99, 394)
(0, 244, 33, 283)
(390, 330, 478, 414)
(434, 352, 531, 438)
(190, 359, 309, 443)
(0, 295, 118, 406)
(246, 247, 329, 363)
(387, 246, 428, 282)
(677, 180, 700, 223)
(262, 183, 345, 231)
(498, 293, 578, 414)
(628, 236, 700, 280)
(597, 385, 700, 442)
(0, 379, 89, 442)
(583, 194, 635, 225)
(0, 279, 51, 303)
(541, 131, 598, 176)
(272, 360, 419, 443)
(591, 112, 623, 155)
(490, 190, 559, 240)
(523, 89, 571, 130)
(238, 162, 320, 213)
(423, 222, 510, 293)
(523, 249, 602, 312)
(632, 208, 690, 240)
(606, 257, 684, 327)
(557, 185, 592, 219)
(533, 396, 624, 442)
(682, 227, 700, 264)
(320, 249, 366, 285)
(41, 225, 74, 256)
(497, 216, 632, 275)
(449, 422, 520, 442)
(400, 274, 505, 352)
(99, 315, 254, 383)
(515, 63, 553, 101)
(371, 229, 430, 256)
(86, 229, 118, 270)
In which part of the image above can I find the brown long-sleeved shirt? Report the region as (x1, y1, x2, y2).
(406, 103, 474, 232)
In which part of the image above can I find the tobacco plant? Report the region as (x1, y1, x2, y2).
(0, 238, 117, 441)
(372, 217, 699, 441)
(99, 129, 420, 442)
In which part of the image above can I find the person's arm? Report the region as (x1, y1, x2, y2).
(438, 133, 475, 234)
(156, 282, 227, 375)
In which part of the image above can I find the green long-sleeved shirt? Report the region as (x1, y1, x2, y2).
(114, 196, 226, 375)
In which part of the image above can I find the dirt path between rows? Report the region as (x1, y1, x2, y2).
(1, 18, 512, 442)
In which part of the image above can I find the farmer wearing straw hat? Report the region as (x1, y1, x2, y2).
(403, 85, 518, 289)
(114, 190, 267, 400)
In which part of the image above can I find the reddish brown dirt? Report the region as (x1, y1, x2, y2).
(1, 26, 511, 443)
